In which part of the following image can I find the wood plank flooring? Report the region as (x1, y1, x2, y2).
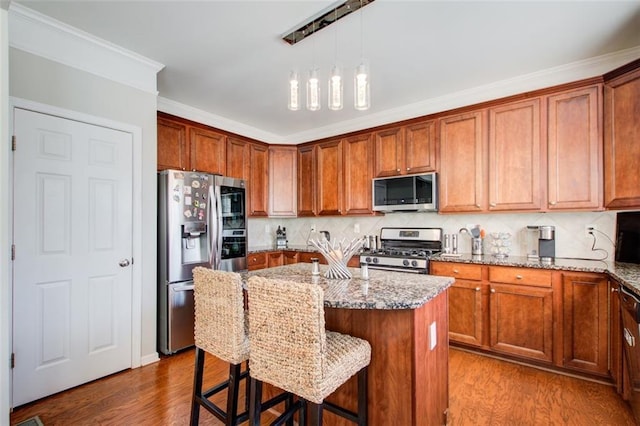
(11, 348, 636, 425)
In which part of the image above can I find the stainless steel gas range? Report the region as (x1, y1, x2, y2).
(359, 227, 443, 274)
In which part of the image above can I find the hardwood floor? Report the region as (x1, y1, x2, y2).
(11, 348, 636, 425)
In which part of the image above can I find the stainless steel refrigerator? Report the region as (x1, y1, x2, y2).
(158, 170, 247, 354)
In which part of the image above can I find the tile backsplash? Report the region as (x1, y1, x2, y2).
(249, 211, 619, 261)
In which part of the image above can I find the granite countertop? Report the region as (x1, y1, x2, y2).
(249, 245, 319, 254)
(431, 253, 640, 297)
(241, 263, 454, 310)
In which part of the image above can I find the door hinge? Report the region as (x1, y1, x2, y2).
(11, 135, 16, 151)
(10, 353, 14, 369)
(11, 244, 15, 260)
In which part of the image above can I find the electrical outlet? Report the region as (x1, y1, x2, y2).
(585, 224, 597, 237)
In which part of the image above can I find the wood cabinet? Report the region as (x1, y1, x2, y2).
(488, 98, 542, 211)
(226, 137, 249, 180)
(430, 262, 484, 347)
(432, 261, 617, 380)
(343, 134, 374, 215)
(547, 85, 603, 210)
(561, 272, 609, 376)
(268, 146, 297, 217)
(283, 251, 299, 264)
(297, 145, 316, 216)
(373, 121, 437, 177)
(604, 59, 640, 209)
(438, 111, 486, 212)
(248, 143, 269, 217)
(247, 252, 268, 271)
(157, 117, 188, 171)
(189, 126, 226, 175)
(267, 251, 284, 268)
(316, 139, 343, 216)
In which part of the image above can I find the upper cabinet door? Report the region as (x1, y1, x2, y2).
(547, 85, 603, 210)
(226, 137, 249, 180)
(297, 145, 317, 217)
(189, 127, 226, 175)
(404, 120, 437, 174)
(374, 127, 404, 177)
(438, 111, 486, 212)
(488, 98, 543, 211)
(343, 134, 374, 215)
(268, 146, 297, 217)
(604, 61, 640, 209)
(316, 139, 343, 216)
(248, 143, 269, 217)
(157, 118, 188, 171)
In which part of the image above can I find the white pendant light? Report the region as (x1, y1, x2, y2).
(354, 0, 370, 110)
(306, 67, 321, 111)
(354, 62, 370, 111)
(288, 70, 300, 111)
(328, 9, 343, 111)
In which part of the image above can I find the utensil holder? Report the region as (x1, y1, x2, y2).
(472, 237, 483, 255)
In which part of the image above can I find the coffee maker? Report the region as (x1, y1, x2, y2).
(525, 225, 555, 261)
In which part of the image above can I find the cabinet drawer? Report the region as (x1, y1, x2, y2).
(489, 266, 551, 287)
(298, 251, 327, 264)
(248, 252, 267, 270)
(430, 262, 482, 281)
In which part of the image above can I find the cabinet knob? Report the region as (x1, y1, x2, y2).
(549, 201, 557, 206)
(396, 168, 401, 172)
(612, 287, 619, 293)
(491, 288, 496, 293)
(490, 202, 497, 207)
(516, 274, 523, 280)
(475, 204, 481, 208)
(406, 167, 411, 171)
(453, 269, 459, 274)
(475, 287, 481, 292)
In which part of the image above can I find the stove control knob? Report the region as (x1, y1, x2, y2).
(372, 258, 379, 264)
(365, 257, 372, 263)
(403, 259, 410, 266)
(411, 260, 418, 267)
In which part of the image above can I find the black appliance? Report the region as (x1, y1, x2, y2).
(615, 211, 640, 264)
(359, 227, 442, 273)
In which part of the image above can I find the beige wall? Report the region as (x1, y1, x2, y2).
(8, 47, 158, 363)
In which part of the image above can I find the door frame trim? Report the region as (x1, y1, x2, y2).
(7, 96, 144, 402)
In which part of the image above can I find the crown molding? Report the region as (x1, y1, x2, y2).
(8, 3, 164, 95)
(157, 96, 284, 144)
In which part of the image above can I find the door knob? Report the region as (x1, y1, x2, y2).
(119, 259, 131, 267)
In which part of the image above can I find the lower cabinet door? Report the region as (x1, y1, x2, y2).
(449, 281, 484, 347)
(489, 283, 553, 362)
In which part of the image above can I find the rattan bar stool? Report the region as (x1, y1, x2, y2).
(247, 276, 371, 426)
(190, 267, 250, 426)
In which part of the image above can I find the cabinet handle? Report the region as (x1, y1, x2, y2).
(453, 269, 459, 274)
(475, 287, 481, 292)
(612, 287, 619, 293)
(491, 288, 496, 293)
(549, 201, 557, 206)
(490, 202, 496, 207)
(516, 274, 523, 280)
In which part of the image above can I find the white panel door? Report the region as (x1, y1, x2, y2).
(12, 108, 133, 406)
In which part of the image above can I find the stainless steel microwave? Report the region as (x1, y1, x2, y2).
(372, 172, 437, 212)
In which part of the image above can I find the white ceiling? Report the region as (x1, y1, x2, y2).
(12, 0, 640, 143)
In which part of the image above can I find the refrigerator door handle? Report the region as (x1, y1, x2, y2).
(172, 283, 195, 292)
(208, 183, 217, 269)
(215, 185, 223, 269)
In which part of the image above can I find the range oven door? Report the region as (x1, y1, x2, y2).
(620, 285, 640, 424)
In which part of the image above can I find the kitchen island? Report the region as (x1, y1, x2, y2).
(244, 263, 454, 426)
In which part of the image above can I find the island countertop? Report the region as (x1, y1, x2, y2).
(242, 262, 454, 310)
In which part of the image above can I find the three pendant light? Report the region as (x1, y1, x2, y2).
(287, 1, 371, 112)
